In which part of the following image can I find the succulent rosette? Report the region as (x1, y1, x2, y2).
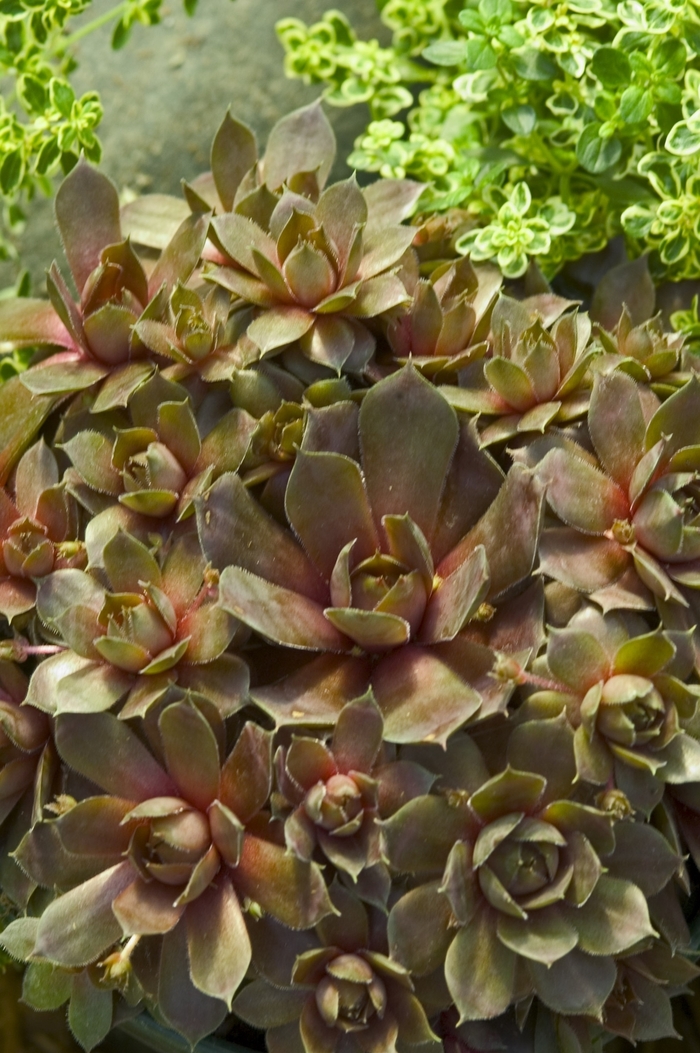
(25, 529, 247, 718)
(442, 294, 598, 446)
(383, 258, 501, 379)
(383, 721, 676, 1024)
(10, 704, 333, 1046)
(0, 440, 84, 621)
(0, 162, 208, 402)
(0, 659, 54, 906)
(521, 606, 700, 813)
(274, 693, 433, 879)
(233, 884, 437, 1053)
(535, 370, 700, 612)
(595, 305, 686, 396)
(207, 174, 415, 373)
(202, 366, 543, 744)
(61, 374, 256, 522)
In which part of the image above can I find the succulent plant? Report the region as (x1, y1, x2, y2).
(202, 365, 542, 745)
(443, 294, 598, 446)
(233, 884, 437, 1053)
(0, 105, 698, 1053)
(380, 257, 502, 381)
(0, 440, 84, 622)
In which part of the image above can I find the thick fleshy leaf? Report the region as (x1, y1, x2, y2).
(607, 821, 679, 897)
(33, 861, 133, 967)
(530, 947, 616, 1016)
(539, 528, 629, 593)
(211, 112, 257, 210)
(645, 374, 700, 457)
(21, 360, 106, 395)
(360, 367, 458, 544)
(29, 654, 133, 716)
(186, 873, 251, 1008)
(547, 629, 609, 690)
(103, 530, 161, 594)
(264, 101, 335, 191)
(286, 450, 378, 580)
(196, 472, 325, 600)
(251, 654, 371, 728)
(53, 796, 135, 856)
(55, 160, 121, 292)
(419, 545, 489, 644)
(372, 646, 481, 745)
(590, 255, 654, 330)
(537, 449, 628, 533)
(446, 912, 517, 1021)
(0, 378, 58, 488)
(219, 566, 347, 651)
(568, 876, 656, 960)
(55, 712, 176, 800)
(158, 921, 228, 1046)
(234, 835, 333, 929)
(589, 372, 645, 489)
(112, 877, 185, 935)
(469, 769, 546, 825)
(387, 881, 453, 977)
(364, 179, 424, 233)
(497, 907, 578, 965)
(248, 307, 315, 354)
(381, 795, 469, 874)
(507, 715, 576, 804)
(324, 607, 410, 650)
(232, 979, 306, 1029)
(219, 722, 272, 823)
(438, 466, 543, 597)
(0, 298, 71, 348)
(159, 701, 220, 811)
(332, 692, 384, 775)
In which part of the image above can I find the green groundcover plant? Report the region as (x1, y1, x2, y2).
(278, 0, 700, 282)
(1, 102, 700, 1053)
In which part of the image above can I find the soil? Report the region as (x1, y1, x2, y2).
(0, 0, 386, 291)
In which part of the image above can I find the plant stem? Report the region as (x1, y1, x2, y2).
(61, 2, 128, 47)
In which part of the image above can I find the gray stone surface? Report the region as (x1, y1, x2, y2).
(4, 0, 385, 289)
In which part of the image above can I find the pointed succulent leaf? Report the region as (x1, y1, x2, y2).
(55, 160, 121, 293)
(159, 701, 220, 811)
(360, 367, 458, 544)
(589, 372, 646, 489)
(420, 545, 490, 644)
(186, 874, 251, 1008)
(263, 101, 335, 192)
(286, 450, 378, 580)
(446, 910, 517, 1021)
(234, 834, 334, 929)
(529, 947, 616, 1016)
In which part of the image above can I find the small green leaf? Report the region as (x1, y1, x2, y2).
(111, 18, 132, 49)
(502, 104, 537, 135)
(18, 75, 46, 113)
(654, 38, 686, 79)
(620, 85, 654, 124)
(465, 38, 498, 71)
(576, 124, 622, 173)
(590, 46, 631, 89)
(36, 137, 60, 176)
(49, 79, 75, 118)
(0, 150, 23, 194)
(423, 41, 468, 66)
(666, 120, 700, 156)
(512, 48, 558, 81)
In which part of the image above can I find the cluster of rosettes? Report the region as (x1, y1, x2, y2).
(0, 101, 699, 1053)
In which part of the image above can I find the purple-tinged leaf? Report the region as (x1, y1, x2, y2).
(149, 212, 210, 299)
(186, 874, 251, 1008)
(360, 366, 458, 544)
(381, 795, 469, 875)
(158, 922, 228, 1045)
(159, 701, 220, 811)
(0, 298, 71, 347)
(446, 912, 517, 1021)
(286, 450, 378, 580)
(55, 712, 176, 800)
(33, 861, 133, 967)
(373, 646, 482, 745)
(55, 160, 121, 293)
(0, 378, 59, 487)
(387, 881, 452, 977)
(420, 545, 489, 644)
(234, 834, 334, 929)
(196, 472, 326, 600)
(68, 969, 113, 1052)
(112, 877, 185, 935)
(364, 180, 424, 234)
(530, 946, 616, 1016)
(251, 654, 371, 728)
(590, 255, 654, 330)
(589, 372, 645, 490)
(219, 566, 346, 651)
(439, 466, 543, 598)
(219, 722, 272, 823)
(537, 449, 627, 534)
(263, 101, 335, 192)
(332, 692, 383, 775)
